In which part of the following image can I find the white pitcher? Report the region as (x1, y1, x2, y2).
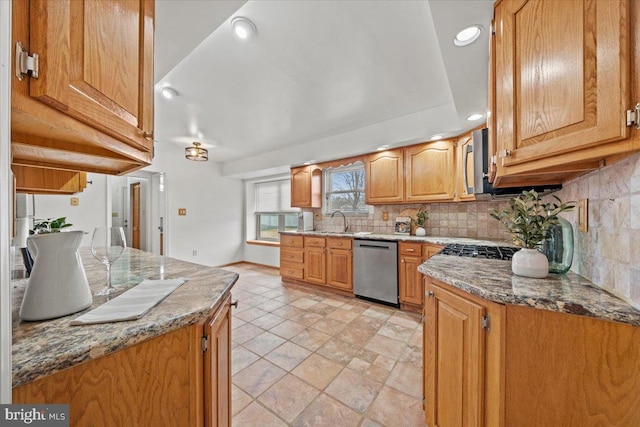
(20, 231, 92, 321)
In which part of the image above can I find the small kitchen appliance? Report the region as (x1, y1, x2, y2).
(297, 211, 314, 231)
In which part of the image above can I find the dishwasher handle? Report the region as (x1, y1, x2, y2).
(358, 244, 391, 250)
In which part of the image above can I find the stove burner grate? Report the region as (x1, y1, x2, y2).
(440, 244, 518, 260)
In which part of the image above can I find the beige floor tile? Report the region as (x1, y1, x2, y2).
(399, 345, 423, 371)
(251, 313, 287, 330)
(361, 418, 384, 427)
(377, 322, 415, 343)
(322, 297, 347, 307)
(357, 348, 382, 363)
(244, 285, 273, 295)
(367, 386, 424, 427)
(304, 302, 337, 316)
(336, 324, 377, 348)
(387, 312, 421, 329)
(232, 401, 287, 427)
(232, 346, 260, 375)
(350, 314, 387, 331)
(317, 337, 362, 365)
(256, 299, 287, 312)
(258, 374, 320, 423)
(362, 306, 393, 320)
(265, 341, 312, 371)
(269, 319, 307, 340)
(261, 289, 287, 300)
(235, 306, 269, 322)
(365, 364, 391, 383)
(325, 368, 382, 413)
(346, 357, 371, 373)
(233, 359, 287, 398)
(290, 297, 319, 309)
(231, 384, 253, 417)
(243, 331, 287, 356)
(385, 362, 422, 398)
(373, 354, 396, 371)
(327, 307, 360, 323)
(292, 354, 344, 390)
(272, 304, 305, 319)
(232, 318, 246, 330)
(289, 311, 324, 327)
(310, 318, 348, 335)
(290, 328, 331, 352)
(292, 394, 361, 427)
(233, 323, 265, 344)
(408, 329, 423, 347)
(243, 295, 270, 307)
(365, 334, 406, 360)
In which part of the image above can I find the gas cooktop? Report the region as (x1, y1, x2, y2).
(440, 244, 518, 260)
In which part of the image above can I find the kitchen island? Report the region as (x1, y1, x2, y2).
(11, 248, 238, 426)
(420, 253, 640, 426)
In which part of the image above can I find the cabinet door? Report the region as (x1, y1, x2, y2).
(13, 165, 87, 194)
(455, 134, 475, 202)
(399, 255, 423, 306)
(327, 249, 352, 291)
(204, 293, 232, 427)
(304, 247, 326, 284)
(404, 141, 455, 202)
(365, 149, 404, 204)
(28, 0, 154, 152)
(425, 281, 485, 427)
(291, 166, 322, 208)
(494, 0, 630, 177)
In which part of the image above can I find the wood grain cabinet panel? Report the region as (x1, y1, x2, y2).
(327, 238, 353, 291)
(404, 141, 455, 203)
(304, 247, 326, 284)
(291, 165, 322, 208)
(493, 0, 634, 183)
(11, 0, 154, 175)
(365, 149, 404, 204)
(204, 293, 232, 427)
(13, 165, 87, 194)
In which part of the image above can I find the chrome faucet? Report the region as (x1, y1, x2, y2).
(330, 211, 349, 232)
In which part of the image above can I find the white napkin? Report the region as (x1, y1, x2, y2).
(70, 278, 187, 325)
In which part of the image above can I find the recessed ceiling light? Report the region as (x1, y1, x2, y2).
(454, 25, 482, 47)
(303, 161, 314, 165)
(430, 134, 444, 141)
(231, 16, 256, 40)
(466, 113, 483, 121)
(161, 86, 178, 99)
(376, 145, 389, 151)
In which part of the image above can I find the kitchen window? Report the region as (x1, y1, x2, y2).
(324, 162, 368, 215)
(254, 179, 299, 241)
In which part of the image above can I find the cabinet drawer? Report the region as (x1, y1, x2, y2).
(304, 237, 326, 248)
(327, 238, 352, 250)
(280, 249, 304, 264)
(281, 234, 303, 248)
(400, 242, 423, 256)
(280, 262, 304, 280)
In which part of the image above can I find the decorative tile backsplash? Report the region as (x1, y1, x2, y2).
(551, 151, 640, 307)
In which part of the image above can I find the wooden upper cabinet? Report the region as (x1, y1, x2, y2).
(494, 0, 632, 180)
(365, 149, 404, 204)
(13, 165, 87, 195)
(291, 165, 322, 208)
(455, 133, 475, 202)
(405, 140, 455, 203)
(11, 0, 154, 175)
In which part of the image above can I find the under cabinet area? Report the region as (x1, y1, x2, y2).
(13, 292, 234, 427)
(491, 0, 640, 187)
(11, 0, 154, 175)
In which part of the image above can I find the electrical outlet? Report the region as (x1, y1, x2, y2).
(70, 197, 79, 206)
(382, 212, 389, 221)
(178, 208, 187, 216)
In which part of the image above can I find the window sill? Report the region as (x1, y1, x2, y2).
(246, 240, 280, 247)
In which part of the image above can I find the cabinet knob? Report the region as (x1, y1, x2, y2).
(230, 300, 239, 309)
(143, 132, 154, 140)
(427, 291, 434, 298)
(499, 149, 512, 158)
(401, 259, 405, 263)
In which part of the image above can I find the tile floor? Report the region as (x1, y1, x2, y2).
(223, 263, 424, 427)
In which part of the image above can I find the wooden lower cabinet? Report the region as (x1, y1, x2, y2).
(424, 277, 640, 426)
(399, 243, 443, 310)
(326, 238, 353, 291)
(13, 292, 234, 427)
(304, 246, 326, 284)
(280, 235, 304, 280)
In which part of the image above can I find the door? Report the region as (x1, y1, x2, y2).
(130, 182, 140, 249)
(494, 0, 630, 176)
(204, 293, 232, 427)
(404, 141, 455, 202)
(365, 149, 404, 204)
(425, 281, 485, 427)
(28, 0, 154, 151)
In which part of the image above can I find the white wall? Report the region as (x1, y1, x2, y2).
(144, 142, 244, 266)
(32, 173, 109, 247)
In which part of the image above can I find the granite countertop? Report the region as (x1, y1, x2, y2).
(281, 230, 512, 247)
(419, 255, 640, 327)
(12, 248, 238, 388)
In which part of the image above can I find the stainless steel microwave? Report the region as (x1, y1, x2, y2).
(469, 128, 561, 198)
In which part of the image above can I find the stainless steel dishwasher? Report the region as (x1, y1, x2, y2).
(353, 239, 398, 306)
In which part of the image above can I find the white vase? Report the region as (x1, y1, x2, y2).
(415, 227, 426, 236)
(21, 231, 92, 321)
(511, 248, 549, 279)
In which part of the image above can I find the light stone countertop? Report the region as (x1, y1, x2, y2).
(11, 248, 238, 388)
(281, 230, 513, 247)
(419, 255, 640, 327)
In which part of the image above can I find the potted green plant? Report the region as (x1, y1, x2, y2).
(412, 207, 429, 236)
(490, 190, 574, 278)
(30, 217, 73, 234)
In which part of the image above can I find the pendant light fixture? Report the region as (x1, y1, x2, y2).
(185, 142, 208, 161)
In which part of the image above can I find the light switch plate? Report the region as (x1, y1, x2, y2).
(178, 208, 187, 216)
(578, 199, 588, 232)
(382, 212, 389, 221)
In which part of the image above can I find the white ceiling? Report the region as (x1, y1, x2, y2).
(153, 0, 494, 174)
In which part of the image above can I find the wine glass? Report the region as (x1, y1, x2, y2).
(91, 227, 127, 296)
